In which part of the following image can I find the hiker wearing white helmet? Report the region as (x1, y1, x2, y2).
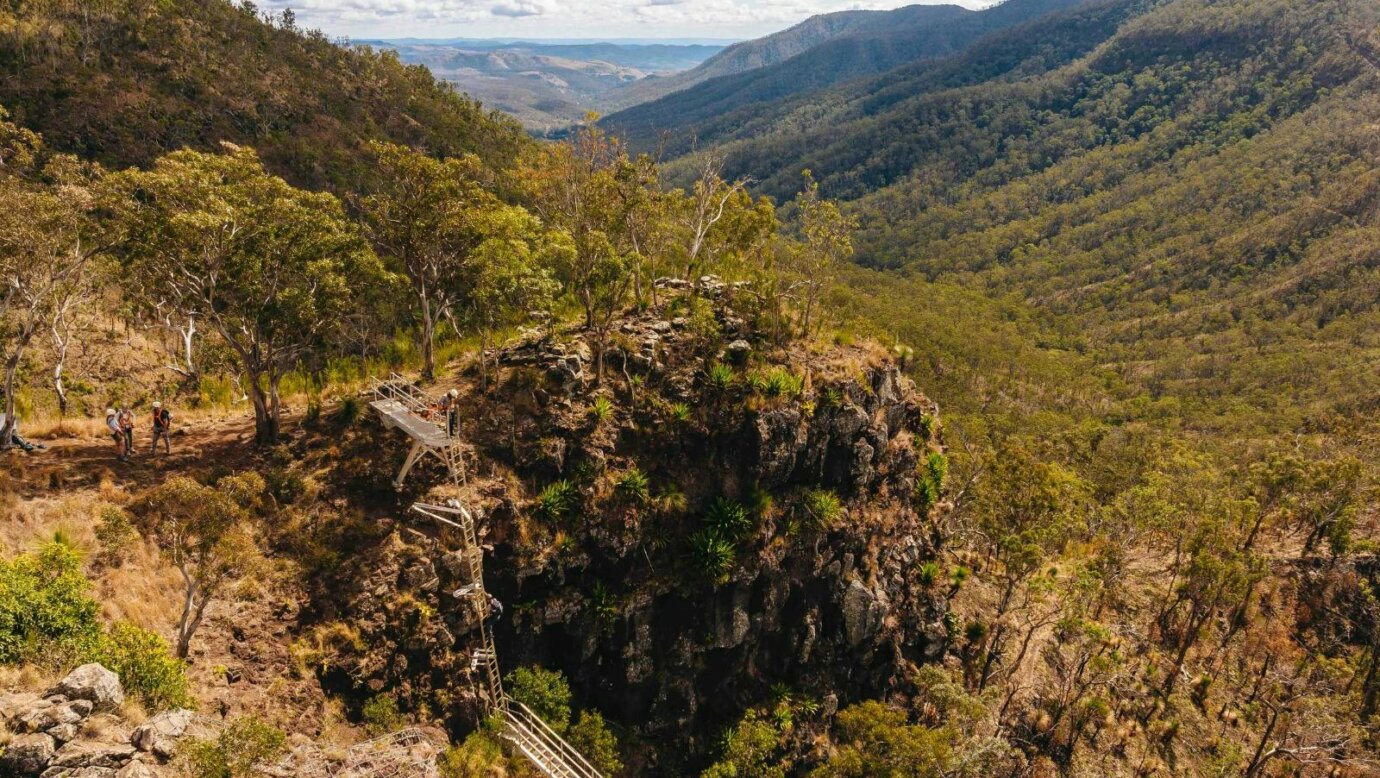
(150, 401, 172, 455)
(106, 408, 125, 460)
(439, 388, 460, 437)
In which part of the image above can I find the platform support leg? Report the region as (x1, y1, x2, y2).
(394, 441, 427, 490)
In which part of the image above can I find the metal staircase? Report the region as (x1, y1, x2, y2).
(410, 502, 603, 778)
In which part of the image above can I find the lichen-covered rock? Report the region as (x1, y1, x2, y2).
(48, 742, 136, 771)
(19, 700, 92, 733)
(50, 665, 124, 712)
(1, 732, 57, 775)
(114, 761, 167, 778)
(842, 580, 885, 647)
(130, 709, 192, 759)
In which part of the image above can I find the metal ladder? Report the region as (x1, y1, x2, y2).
(410, 502, 602, 778)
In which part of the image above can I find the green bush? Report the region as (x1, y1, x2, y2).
(590, 396, 614, 423)
(535, 480, 581, 524)
(0, 542, 102, 665)
(615, 468, 651, 506)
(706, 363, 736, 393)
(361, 693, 404, 735)
(95, 505, 138, 568)
(704, 498, 752, 540)
(917, 561, 941, 589)
(916, 453, 948, 516)
(95, 622, 192, 711)
(507, 666, 572, 734)
(756, 368, 804, 399)
(180, 717, 287, 778)
(798, 489, 843, 533)
(439, 728, 509, 778)
(568, 710, 623, 776)
(669, 402, 693, 424)
(689, 529, 737, 585)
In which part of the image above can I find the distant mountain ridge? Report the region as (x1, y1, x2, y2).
(601, 8, 910, 110)
(604, 0, 1092, 147)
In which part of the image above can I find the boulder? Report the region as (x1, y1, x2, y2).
(842, 580, 884, 647)
(20, 700, 92, 733)
(49, 742, 136, 770)
(130, 709, 193, 760)
(51, 665, 124, 712)
(1, 733, 57, 776)
(115, 762, 166, 778)
(41, 768, 118, 778)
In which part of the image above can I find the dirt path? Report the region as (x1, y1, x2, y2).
(5, 412, 272, 495)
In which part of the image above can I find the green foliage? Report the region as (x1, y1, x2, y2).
(180, 717, 287, 778)
(330, 396, 362, 429)
(361, 694, 404, 736)
(797, 489, 842, 534)
(701, 709, 789, 778)
(751, 367, 804, 400)
(808, 701, 956, 778)
(439, 727, 509, 778)
(94, 505, 137, 569)
(615, 468, 651, 506)
(0, 542, 102, 665)
(507, 666, 573, 734)
(568, 710, 623, 776)
(535, 480, 581, 524)
(668, 402, 693, 424)
(917, 561, 941, 589)
(688, 529, 737, 586)
(915, 452, 948, 515)
(704, 498, 753, 540)
(706, 363, 736, 393)
(95, 622, 192, 711)
(590, 396, 615, 423)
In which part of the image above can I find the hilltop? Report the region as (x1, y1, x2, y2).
(0, 0, 529, 189)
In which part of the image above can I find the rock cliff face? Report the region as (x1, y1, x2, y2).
(312, 289, 948, 771)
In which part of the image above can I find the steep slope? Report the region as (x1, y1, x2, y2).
(0, 0, 529, 189)
(670, 0, 1380, 441)
(604, 0, 1090, 150)
(603, 8, 890, 111)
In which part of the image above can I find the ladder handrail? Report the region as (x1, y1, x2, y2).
(504, 702, 604, 778)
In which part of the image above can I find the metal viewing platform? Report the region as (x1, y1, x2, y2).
(371, 374, 468, 489)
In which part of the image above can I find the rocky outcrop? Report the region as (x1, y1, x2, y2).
(320, 293, 947, 771)
(0, 666, 183, 778)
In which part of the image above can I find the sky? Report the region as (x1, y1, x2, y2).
(256, 0, 991, 42)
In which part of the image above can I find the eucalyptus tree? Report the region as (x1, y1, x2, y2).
(113, 143, 383, 445)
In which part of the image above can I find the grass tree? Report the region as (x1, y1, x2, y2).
(133, 473, 263, 659)
(113, 144, 384, 445)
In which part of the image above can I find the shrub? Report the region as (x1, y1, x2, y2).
(817, 386, 843, 409)
(950, 566, 970, 590)
(590, 396, 614, 423)
(917, 413, 935, 442)
(96, 622, 192, 711)
(799, 489, 843, 533)
(669, 402, 692, 424)
(439, 728, 508, 778)
(535, 480, 581, 524)
(507, 666, 572, 734)
(95, 505, 138, 568)
(615, 468, 650, 506)
(362, 694, 404, 735)
(330, 396, 362, 428)
(689, 529, 737, 585)
(704, 498, 752, 540)
(706, 363, 736, 393)
(180, 717, 287, 778)
(0, 542, 102, 665)
(568, 710, 623, 776)
(916, 453, 948, 515)
(917, 561, 942, 589)
(755, 367, 804, 399)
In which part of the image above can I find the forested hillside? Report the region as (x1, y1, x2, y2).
(662, 0, 1380, 441)
(603, 0, 1089, 151)
(0, 0, 529, 189)
(602, 6, 938, 111)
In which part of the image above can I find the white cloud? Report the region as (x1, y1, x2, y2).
(255, 0, 990, 40)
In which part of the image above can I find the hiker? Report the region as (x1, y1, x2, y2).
(440, 388, 460, 437)
(484, 594, 504, 630)
(0, 414, 41, 453)
(106, 408, 125, 460)
(150, 401, 172, 455)
(118, 407, 135, 454)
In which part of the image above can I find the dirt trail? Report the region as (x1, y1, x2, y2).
(5, 412, 271, 494)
